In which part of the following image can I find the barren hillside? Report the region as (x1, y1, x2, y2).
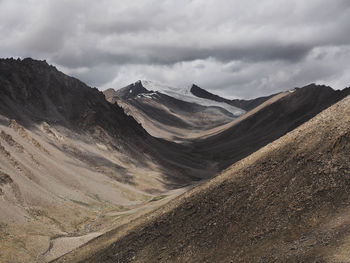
(1, 58, 349, 263)
(62, 94, 350, 263)
(193, 84, 350, 169)
(0, 58, 213, 262)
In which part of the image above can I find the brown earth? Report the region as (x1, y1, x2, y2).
(56, 95, 350, 263)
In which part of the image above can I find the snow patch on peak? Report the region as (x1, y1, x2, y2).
(139, 80, 245, 116)
(137, 92, 158, 99)
(140, 80, 187, 94)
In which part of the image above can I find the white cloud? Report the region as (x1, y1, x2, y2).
(1, 0, 350, 98)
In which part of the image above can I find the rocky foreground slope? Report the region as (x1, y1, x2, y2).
(60, 95, 350, 263)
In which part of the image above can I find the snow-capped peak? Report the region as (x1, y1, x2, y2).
(140, 80, 189, 94)
(138, 80, 245, 116)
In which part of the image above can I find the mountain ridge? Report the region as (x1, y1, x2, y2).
(0, 58, 146, 138)
(105, 80, 244, 141)
(190, 84, 277, 111)
(192, 83, 350, 169)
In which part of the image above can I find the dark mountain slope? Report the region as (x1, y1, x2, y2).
(109, 81, 151, 100)
(0, 58, 145, 137)
(192, 84, 350, 169)
(190, 84, 277, 111)
(0, 58, 215, 186)
(62, 94, 350, 263)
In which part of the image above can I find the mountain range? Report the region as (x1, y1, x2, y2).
(0, 58, 349, 263)
(104, 80, 245, 142)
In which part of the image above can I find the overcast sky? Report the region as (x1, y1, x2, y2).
(1, 0, 350, 98)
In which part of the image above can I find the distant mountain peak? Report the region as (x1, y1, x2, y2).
(106, 80, 246, 141)
(135, 80, 245, 116)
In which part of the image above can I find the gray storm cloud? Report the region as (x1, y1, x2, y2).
(0, 0, 350, 98)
